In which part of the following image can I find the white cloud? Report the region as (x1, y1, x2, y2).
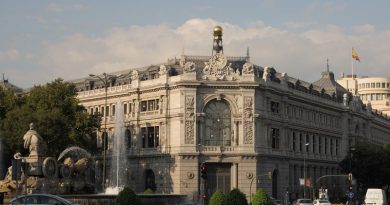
(352, 24, 376, 33)
(46, 3, 64, 13)
(0, 49, 20, 62)
(40, 18, 390, 85)
(285, 21, 314, 30)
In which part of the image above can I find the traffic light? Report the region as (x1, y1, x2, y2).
(268, 171, 272, 179)
(200, 163, 207, 179)
(348, 173, 353, 182)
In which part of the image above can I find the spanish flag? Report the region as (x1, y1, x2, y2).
(352, 48, 360, 62)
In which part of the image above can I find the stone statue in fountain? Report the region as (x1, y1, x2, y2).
(23, 123, 47, 157)
(1, 123, 96, 197)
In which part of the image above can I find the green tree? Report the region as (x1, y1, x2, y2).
(339, 142, 390, 190)
(252, 188, 272, 205)
(0, 86, 22, 120)
(0, 79, 101, 158)
(226, 188, 248, 205)
(143, 188, 154, 194)
(210, 189, 226, 205)
(116, 187, 141, 205)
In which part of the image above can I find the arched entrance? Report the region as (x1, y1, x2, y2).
(145, 169, 156, 191)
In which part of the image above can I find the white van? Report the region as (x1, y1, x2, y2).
(365, 188, 387, 205)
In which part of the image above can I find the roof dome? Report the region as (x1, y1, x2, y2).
(213, 26, 223, 36)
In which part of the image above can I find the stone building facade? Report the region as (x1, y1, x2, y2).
(72, 27, 390, 203)
(337, 75, 390, 115)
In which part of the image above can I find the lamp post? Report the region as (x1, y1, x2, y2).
(249, 172, 272, 204)
(303, 142, 309, 198)
(89, 73, 114, 190)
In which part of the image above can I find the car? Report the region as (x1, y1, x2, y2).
(313, 199, 331, 205)
(293, 198, 313, 205)
(273, 199, 282, 205)
(271, 197, 282, 205)
(9, 193, 76, 205)
(365, 188, 387, 205)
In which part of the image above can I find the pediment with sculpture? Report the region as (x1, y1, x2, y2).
(202, 53, 240, 81)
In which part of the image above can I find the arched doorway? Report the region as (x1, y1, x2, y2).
(144, 169, 156, 191)
(203, 99, 232, 146)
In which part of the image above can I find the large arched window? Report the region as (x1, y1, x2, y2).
(204, 100, 232, 146)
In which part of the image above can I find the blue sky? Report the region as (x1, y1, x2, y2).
(1, 0, 389, 88)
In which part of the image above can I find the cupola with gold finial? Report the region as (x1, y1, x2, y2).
(212, 26, 223, 55)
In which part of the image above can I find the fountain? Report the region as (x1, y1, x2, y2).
(105, 99, 128, 194)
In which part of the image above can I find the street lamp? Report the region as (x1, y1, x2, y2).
(249, 172, 272, 203)
(303, 142, 309, 198)
(89, 72, 115, 190)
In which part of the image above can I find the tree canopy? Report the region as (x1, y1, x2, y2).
(210, 189, 226, 205)
(225, 188, 248, 205)
(0, 79, 101, 160)
(252, 188, 272, 205)
(339, 142, 390, 190)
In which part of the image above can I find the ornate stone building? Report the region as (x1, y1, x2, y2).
(72, 26, 390, 203)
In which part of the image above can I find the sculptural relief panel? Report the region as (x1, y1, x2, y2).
(185, 96, 195, 144)
(243, 96, 253, 144)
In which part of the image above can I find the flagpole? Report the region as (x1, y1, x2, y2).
(351, 48, 354, 80)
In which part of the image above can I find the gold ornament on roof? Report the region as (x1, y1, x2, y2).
(213, 26, 223, 36)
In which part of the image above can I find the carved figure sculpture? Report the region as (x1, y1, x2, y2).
(23, 123, 47, 157)
(159, 65, 167, 76)
(263, 67, 271, 81)
(242, 63, 254, 74)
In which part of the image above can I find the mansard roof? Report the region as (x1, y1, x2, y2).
(313, 70, 348, 101)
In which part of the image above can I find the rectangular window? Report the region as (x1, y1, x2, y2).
(271, 101, 280, 113)
(319, 137, 322, 154)
(376, 82, 381, 88)
(366, 83, 370, 88)
(312, 135, 315, 153)
(112, 105, 115, 116)
(141, 101, 147, 112)
(382, 83, 386, 88)
(387, 83, 390, 88)
(101, 106, 105, 116)
(141, 99, 159, 112)
(106, 105, 109, 116)
(148, 100, 155, 111)
(129, 103, 132, 113)
(305, 134, 309, 152)
(336, 139, 339, 155)
(141, 126, 160, 148)
(124, 103, 127, 114)
(324, 138, 328, 154)
(299, 133, 303, 152)
(371, 83, 375, 88)
(271, 128, 280, 149)
(292, 132, 296, 151)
